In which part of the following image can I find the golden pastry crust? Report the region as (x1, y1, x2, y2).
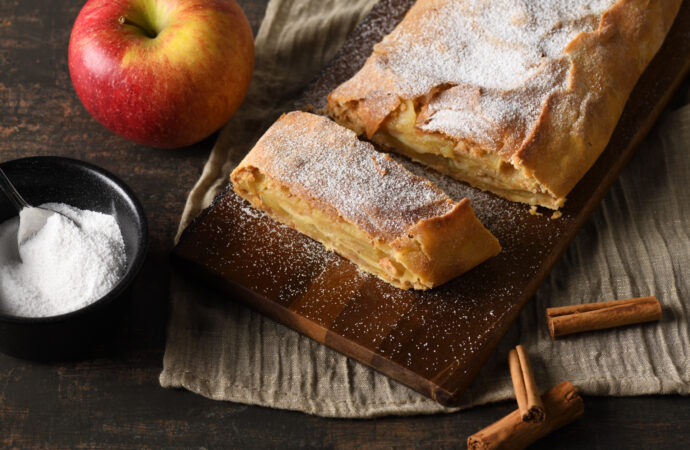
(231, 111, 501, 290)
(327, 0, 681, 209)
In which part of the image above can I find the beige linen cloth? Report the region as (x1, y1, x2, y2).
(160, 0, 690, 417)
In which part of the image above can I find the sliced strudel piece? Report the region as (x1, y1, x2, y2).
(328, 0, 681, 209)
(231, 111, 500, 290)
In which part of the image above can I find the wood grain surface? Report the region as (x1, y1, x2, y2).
(0, 0, 688, 448)
(173, 0, 690, 405)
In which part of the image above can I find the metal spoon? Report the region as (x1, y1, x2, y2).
(0, 167, 75, 246)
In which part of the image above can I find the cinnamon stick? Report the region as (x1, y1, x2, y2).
(546, 296, 662, 338)
(467, 381, 584, 450)
(508, 345, 545, 423)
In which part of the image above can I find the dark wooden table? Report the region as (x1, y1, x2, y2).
(0, 0, 688, 448)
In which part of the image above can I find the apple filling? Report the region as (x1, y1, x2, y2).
(366, 100, 561, 209)
(233, 170, 434, 290)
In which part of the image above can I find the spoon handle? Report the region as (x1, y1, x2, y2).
(0, 167, 30, 212)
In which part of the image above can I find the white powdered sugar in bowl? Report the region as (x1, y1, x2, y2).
(0, 203, 127, 318)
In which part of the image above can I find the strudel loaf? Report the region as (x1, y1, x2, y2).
(328, 0, 681, 209)
(231, 112, 501, 290)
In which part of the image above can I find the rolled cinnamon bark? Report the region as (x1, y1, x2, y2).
(546, 296, 662, 338)
(467, 381, 584, 450)
(508, 345, 545, 423)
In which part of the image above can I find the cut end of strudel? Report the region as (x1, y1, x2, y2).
(328, 0, 681, 209)
(231, 111, 501, 290)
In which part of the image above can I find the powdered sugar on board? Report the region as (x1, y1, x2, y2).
(174, 188, 529, 377)
(244, 112, 455, 241)
(336, 0, 614, 151)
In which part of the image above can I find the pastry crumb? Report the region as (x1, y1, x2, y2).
(529, 205, 542, 216)
(371, 155, 388, 176)
(551, 211, 562, 220)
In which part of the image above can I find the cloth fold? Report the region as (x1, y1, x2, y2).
(160, 0, 690, 418)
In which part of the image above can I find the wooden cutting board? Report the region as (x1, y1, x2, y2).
(172, 0, 690, 405)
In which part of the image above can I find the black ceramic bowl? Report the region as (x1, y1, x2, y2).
(0, 157, 147, 360)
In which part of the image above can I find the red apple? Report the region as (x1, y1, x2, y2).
(68, 0, 254, 148)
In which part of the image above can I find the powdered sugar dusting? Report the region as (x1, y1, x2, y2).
(249, 112, 455, 240)
(338, 0, 614, 151)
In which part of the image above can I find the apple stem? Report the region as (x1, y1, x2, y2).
(118, 16, 157, 39)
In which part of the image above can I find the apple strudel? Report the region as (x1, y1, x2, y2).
(231, 111, 501, 290)
(327, 0, 681, 209)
